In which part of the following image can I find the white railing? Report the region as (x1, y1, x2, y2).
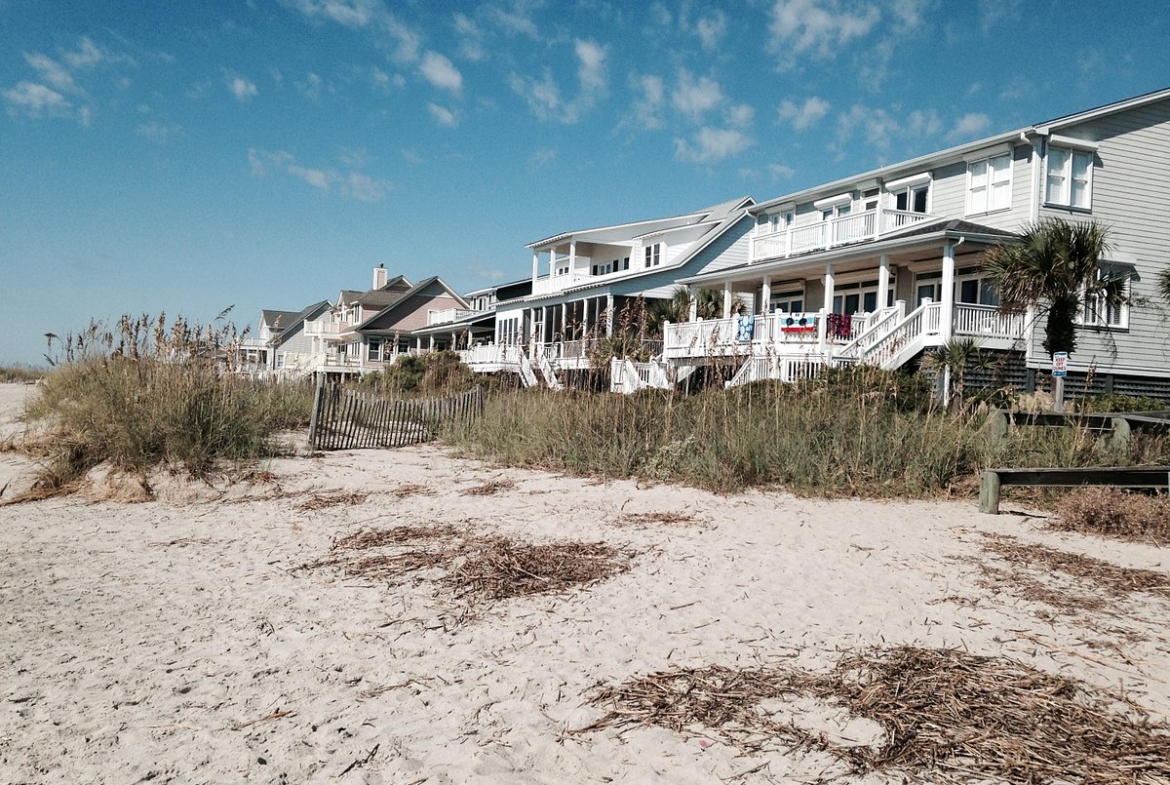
(537, 354, 563, 390)
(836, 304, 904, 360)
(303, 318, 351, 337)
(952, 304, 1027, 341)
(751, 208, 933, 262)
(427, 308, 482, 326)
(518, 353, 538, 387)
(457, 344, 522, 367)
(726, 354, 828, 388)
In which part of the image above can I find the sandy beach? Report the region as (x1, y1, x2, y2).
(1, 382, 1168, 784)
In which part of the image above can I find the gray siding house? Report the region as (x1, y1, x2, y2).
(666, 87, 1170, 396)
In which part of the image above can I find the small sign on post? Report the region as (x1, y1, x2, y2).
(1051, 351, 1068, 413)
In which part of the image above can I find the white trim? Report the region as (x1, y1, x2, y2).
(962, 142, 1014, 162)
(1048, 133, 1099, 151)
(884, 171, 931, 190)
(813, 192, 853, 210)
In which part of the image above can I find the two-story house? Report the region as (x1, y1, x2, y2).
(486, 196, 756, 387)
(663, 87, 1170, 397)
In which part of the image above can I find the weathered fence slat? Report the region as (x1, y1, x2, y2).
(309, 384, 482, 451)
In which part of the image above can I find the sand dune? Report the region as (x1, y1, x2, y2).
(1, 383, 1167, 783)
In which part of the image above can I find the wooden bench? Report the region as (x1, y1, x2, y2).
(979, 466, 1170, 514)
(985, 410, 1170, 452)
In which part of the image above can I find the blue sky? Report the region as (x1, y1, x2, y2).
(2, 0, 1168, 365)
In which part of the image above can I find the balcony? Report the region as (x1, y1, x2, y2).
(427, 308, 485, 326)
(750, 209, 934, 263)
(303, 318, 351, 337)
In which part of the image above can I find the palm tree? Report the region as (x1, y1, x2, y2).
(982, 217, 1125, 357)
(647, 286, 746, 336)
(1158, 268, 1170, 308)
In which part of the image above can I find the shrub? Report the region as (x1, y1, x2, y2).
(366, 351, 478, 397)
(1078, 393, 1167, 413)
(1053, 487, 1170, 545)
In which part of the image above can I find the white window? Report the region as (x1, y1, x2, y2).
(893, 185, 929, 214)
(1046, 146, 1093, 209)
(644, 243, 661, 268)
(1083, 268, 1130, 329)
(770, 289, 805, 313)
(368, 338, 382, 362)
(555, 264, 570, 276)
(967, 153, 1012, 214)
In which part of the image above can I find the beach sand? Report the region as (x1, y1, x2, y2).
(1, 382, 1167, 783)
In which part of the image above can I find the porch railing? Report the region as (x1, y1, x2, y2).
(751, 208, 933, 262)
(952, 304, 1027, 342)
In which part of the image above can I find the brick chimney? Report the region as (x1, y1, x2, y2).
(373, 263, 388, 290)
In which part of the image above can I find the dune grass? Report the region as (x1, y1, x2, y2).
(447, 366, 1170, 497)
(19, 314, 313, 495)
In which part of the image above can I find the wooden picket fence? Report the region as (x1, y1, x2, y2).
(308, 383, 484, 451)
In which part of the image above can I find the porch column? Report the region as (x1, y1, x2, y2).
(532, 250, 539, 283)
(688, 286, 698, 321)
(823, 265, 835, 313)
(569, 241, 576, 275)
(429, 334, 435, 350)
(940, 242, 955, 342)
(542, 305, 550, 344)
(761, 275, 772, 314)
(606, 294, 614, 337)
(560, 302, 567, 341)
(723, 281, 733, 319)
(583, 297, 591, 335)
(878, 254, 890, 310)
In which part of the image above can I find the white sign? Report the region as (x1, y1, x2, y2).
(1052, 351, 1068, 377)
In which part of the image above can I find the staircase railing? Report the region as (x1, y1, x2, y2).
(518, 352, 538, 388)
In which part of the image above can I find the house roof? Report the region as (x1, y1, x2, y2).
(270, 300, 331, 346)
(751, 86, 1170, 214)
(411, 309, 497, 336)
(527, 195, 753, 249)
(514, 197, 756, 303)
(337, 275, 413, 308)
(678, 220, 1014, 287)
(260, 309, 302, 333)
(355, 276, 470, 332)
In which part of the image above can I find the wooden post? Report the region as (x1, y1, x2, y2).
(307, 374, 325, 450)
(979, 470, 1001, 515)
(1110, 417, 1131, 454)
(1053, 375, 1065, 414)
(985, 409, 1009, 446)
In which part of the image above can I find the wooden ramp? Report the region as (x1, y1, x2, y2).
(308, 384, 483, 451)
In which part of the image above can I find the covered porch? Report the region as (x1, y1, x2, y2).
(664, 221, 1027, 375)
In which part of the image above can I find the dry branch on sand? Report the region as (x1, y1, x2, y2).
(391, 483, 434, 499)
(299, 525, 632, 608)
(459, 478, 516, 496)
(981, 533, 1170, 599)
(584, 645, 1170, 784)
(617, 511, 702, 528)
(296, 491, 368, 511)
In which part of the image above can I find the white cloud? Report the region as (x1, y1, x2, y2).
(948, 112, 990, 140)
(2, 81, 71, 118)
(727, 103, 754, 128)
(575, 40, 606, 94)
(486, 1, 540, 37)
(248, 147, 391, 201)
(977, 0, 1023, 34)
(226, 74, 258, 101)
(285, 0, 381, 27)
(510, 41, 606, 124)
(454, 13, 485, 61)
(695, 12, 727, 51)
(296, 72, 323, 99)
(530, 147, 556, 168)
(768, 0, 881, 65)
(24, 52, 76, 92)
(674, 127, 752, 163)
(63, 37, 106, 68)
(907, 108, 940, 136)
(628, 73, 665, 130)
(836, 104, 899, 150)
(768, 162, 796, 179)
(137, 121, 181, 143)
(778, 96, 829, 130)
(419, 51, 462, 93)
(672, 69, 723, 119)
(427, 102, 458, 127)
(370, 67, 405, 92)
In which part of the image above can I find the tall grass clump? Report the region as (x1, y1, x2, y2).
(360, 351, 479, 397)
(23, 313, 313, 494)
(447, 366, 1169, 497)
(0, 365, 44, 383)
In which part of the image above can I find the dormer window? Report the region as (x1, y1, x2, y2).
(814, 193, 852, 221)
(644, 243, 662, 268)
(886, 173, 931, 214)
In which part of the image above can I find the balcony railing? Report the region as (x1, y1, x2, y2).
(751, 208, 934, 263)
(303, 318, 351, 337)
(427, 308, 484, 326)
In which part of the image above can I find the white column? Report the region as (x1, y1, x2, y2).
(823, 265, 835, 313)
(723, 281, 733, 319)
(940, 242, 955, 342)
(761, 275, 772, 314)
(532, 250, 539, 283)
(583, 298, 591, 335)
(542, 305, 549, 344)
(560, 302, 566, 341)
(569, 241, 576, 277)
(878, 254, 890, 310)
(605, 294, 614, 337)
(688, 286, 698, 321)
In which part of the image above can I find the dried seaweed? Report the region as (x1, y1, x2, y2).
(459, 478, 516, 496)
(585, 646, 1170, 784)
(296, 491, 368, 511)
(447, 539, 631, 601)
(618, 511, 701, 527)
(982, 533, 1170, 599)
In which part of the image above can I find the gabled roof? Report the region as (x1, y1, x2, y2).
(752, 86, 1170, 214)
(355, 277, 469, 332)
(337, 275, 413, 308)
(260, 309, 302, 333)
(271, 300, 331, 346)
(527, 196, 753, 249)
(517, 197, 756, 303)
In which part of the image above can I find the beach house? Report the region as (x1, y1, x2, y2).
(658, 87, 1170, 397)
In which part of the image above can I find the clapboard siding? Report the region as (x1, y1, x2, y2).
(1035, 98, 1170, 376)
